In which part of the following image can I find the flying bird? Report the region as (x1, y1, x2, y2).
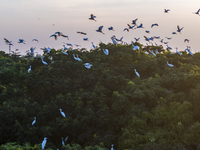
(30, 47, 36, 55)
(165, 37, 172, 40)
(136, 23, 144, 28)
(172, 32, 177, 35)
(91, 42, 96, 48)
(59, 109, 66, 117)
(193, 9, 200, 15)
(108, 26, 114, 31)
(127, 24, 135, 29)
(32, 39, 39, 42)
(164, 9, 170, 13)
(132, 18, 138, 25)
(145, 30, 150, 33)
(55, 32, 63, 36)
(50, 34, 57, 40)
(96, 26, 104, 34)
(89, 14, 96, 21)
(151, 23, 158, 28)
(77, 31, 87, 35)
(177, 25, 184, 33)
(83, 38, 89, 41)
(123, 28, 129, 32)
(134, 37, 140, 42)
(61, 34, 69, 40)
(18, 39, 25, 44)
(184, 39, 189, 43)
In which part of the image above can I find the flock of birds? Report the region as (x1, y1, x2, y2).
(3, 8, 200, 150)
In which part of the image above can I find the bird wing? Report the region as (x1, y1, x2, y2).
(177, 25, 180, 30)
(98, 26, 103, 31)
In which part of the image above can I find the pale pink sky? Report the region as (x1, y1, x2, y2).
(1, 0, 200, 55)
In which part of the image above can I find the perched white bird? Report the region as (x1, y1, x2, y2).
(134, 69, 140, 77)
(145, 51, 149, 55)
(73, 54, 82, 61)
(61, 137, 65, 146)
(32, 117, 36, 126)
(62, 49, 68, 55)
(42, 59, 48, 65)
(28, 65, 31, 73)
(151, 50, 156, 57)
(132, 43, 139, 50)
(111, 144, 114, 150)
(60, 109, 66, 117)
(176, 48, 182, 55)
(84, 63, 93, 69)
(63, 45, 69, 50)
(42, 137, 48, 150)
(166, 61, 174, 67)
(103, 49, 109, 55)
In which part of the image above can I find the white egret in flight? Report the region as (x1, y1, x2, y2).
(96, 26, 104, 34)
(89, 14, 96, 21)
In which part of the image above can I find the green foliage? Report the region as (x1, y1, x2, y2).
(1, 43, 200, 149)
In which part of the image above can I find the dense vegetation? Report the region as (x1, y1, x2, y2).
(1, 43, 200, 150)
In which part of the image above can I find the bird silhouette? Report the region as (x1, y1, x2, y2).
(132, 18, 138, 25)
(77, 31, 87, 35)
(123, 28, 129, 32)
(96, 26, 104, 34)
(61, 34, 69, 40)
(134, 37, 140, 42)
(89, 14, 96, 21)
(177, 25, 184, 33)
(136, 23, 144, 28)
(151, 23, 158, 28)
(50, 34, 57, 40)
(32, 39, 39, 42)
(108, 26, 115, 31)
(193, 9, 200, 15)
(164, 9, 170, 13)
(18, 39, 25, 44)
(184, 39, 189, 43)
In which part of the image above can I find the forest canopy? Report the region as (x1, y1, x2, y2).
(1, 43, 200, 150)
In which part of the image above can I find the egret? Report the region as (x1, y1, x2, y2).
(193, 9, 200, 15)
(63, 45, 69, 50)
(127, 24, 135, 29)
(73, 54, 82, 61)
(164, 9, 170, 13)
(176, 48, 182, 55)
(115, 36, 123, 42)
(89, 14, 96, 21)
(164, 42, 169, 45)
(60, 109, 66, 117)
(32, 39, 39, 42)
(151, 23, 158, 28)
(154, 36, 160, 39)
(111, 144, 114, 150)
(92, 42, 96, 48)
(84, 63, 93, 69)
(62, 49, 68, 55)
(42, 59, 48, 65)
(61, 34, 69, 40)
(167, 45, 172, 50)
(83, 38, 88, 41)
(55, 32, 63, 36)
(108, 26, 114, 31)
(61, 137, 65, 146)
(133, 45, 139, 50)
(134, 37, 140, 42)
(96, 26, 104, 34)
(136, 23, 144, 28)
(42, 137, 48, 150)
(32, 117, 36, 126)
(30, 47, 36, 55)
(172, 32, 177, 34)
(166, 61, 174, 67)
(132, 18, 138, 25)
(177, 25, 184, 33)
(151, 50, 156, 57)
(50, 34, 57, 40)
(77, 31, 87, 35)
(111, 36, 118, 45)
(184, 39, 189, 43)
(155, 49, 159, 54)
(66, 43, 73, 47)
(28, 65, 31, 73)
(134, 69, 140, 77)
(65, 136, 68, 142)
(103, 49, 109, 55)
(18, 39, 25, 44)
(165, 37, 172, 40)
(145, 30, 150, 33)
(123, 28, 129, 32)
(145, 51, 149, 54)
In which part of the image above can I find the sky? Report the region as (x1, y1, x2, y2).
(1, 0, 200, 55)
